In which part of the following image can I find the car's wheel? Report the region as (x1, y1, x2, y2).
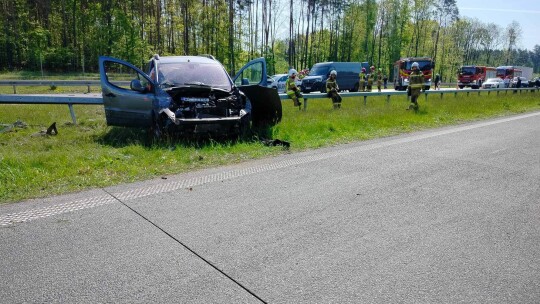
(239, 113, 252, 140)
(458, 85, 464, 89)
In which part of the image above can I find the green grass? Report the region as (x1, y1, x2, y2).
(1, 91, 539, 204)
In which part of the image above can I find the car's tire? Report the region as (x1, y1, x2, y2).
(239, 113, 252, 140)
(458, 85, 464, 89)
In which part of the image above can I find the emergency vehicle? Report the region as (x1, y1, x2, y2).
(393, 57, 434, 91)
(496, 66, 522, 80)
(457, 66, 496, 89)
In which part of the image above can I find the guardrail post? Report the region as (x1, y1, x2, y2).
(467, 91, 470, 97)
(303, 97, 307, 111)
(13, 85, 16, 94)
(363, 95, 367, 106)
(440, 93, 443, 99)
(87, 85, 91, 93)
(68, 104, 77, 124)
(386, 95, 390, 103)
(424, 92, 428, 102)
(454, 92, 457, 98)
(478, 91, 481, 96)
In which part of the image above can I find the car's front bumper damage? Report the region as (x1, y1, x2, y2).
(159, 107, 247, 135)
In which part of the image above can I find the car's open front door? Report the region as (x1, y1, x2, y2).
(98, 56, 155, 128)
(233, 58, 282, 127)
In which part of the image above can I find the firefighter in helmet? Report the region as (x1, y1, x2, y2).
(367, 66, 376, 92)
(407, 61, 424, 111)
(286, 68, 303, 109)
(359, 67, 367, 92)
(326, 70, 342, 109)
(376, 68, 383, 92)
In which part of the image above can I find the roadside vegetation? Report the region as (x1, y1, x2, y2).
(1, 91, 539, 204)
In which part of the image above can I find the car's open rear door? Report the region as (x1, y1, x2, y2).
(233, 58, 282, 127)
(98, 56, 155, 128)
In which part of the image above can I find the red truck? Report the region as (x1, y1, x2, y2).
(393, 57, 434, 91)
(457, 65, 496, 89)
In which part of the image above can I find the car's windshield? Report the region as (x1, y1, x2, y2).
(496, 68, 511, 77)
(460, 67, 476, 75)
(309, 65, 329, 76)
(157, 62, 232, 90)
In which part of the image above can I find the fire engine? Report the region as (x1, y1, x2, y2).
(457, 66, 496, 89)
(393, 57, 434, 91)
(496, 66, 523, 80)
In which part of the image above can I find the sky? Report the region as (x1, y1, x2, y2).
(455, 0, 540, 50)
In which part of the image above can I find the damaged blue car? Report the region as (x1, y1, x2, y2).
(99, 55, 282, 138)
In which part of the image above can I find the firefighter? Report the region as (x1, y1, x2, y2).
(326, 70, 342, 109)
(286, 69, 303, 109)
(367, 66, 375, 92)
(434, 73, 441, 90)
(359, 67, 367, 92)
(376, 68, 383, 92)
(407, 62, 424, 111)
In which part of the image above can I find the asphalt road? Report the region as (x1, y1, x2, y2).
(1, 112, 539, 303)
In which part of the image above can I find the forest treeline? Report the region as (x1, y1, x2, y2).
(1, 0, 539, 81)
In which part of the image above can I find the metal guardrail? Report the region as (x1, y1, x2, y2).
(280, 87, 539, 110)
(0, 80, 104, 94)
(0, 94, 102, 124)
(0, 87, 537, 124)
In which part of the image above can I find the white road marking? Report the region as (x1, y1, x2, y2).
(1, 112, 538, 226)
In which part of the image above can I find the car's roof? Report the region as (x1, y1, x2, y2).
(155, 55, 219, 64)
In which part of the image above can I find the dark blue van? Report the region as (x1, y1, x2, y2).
(301, 62, 369, 93)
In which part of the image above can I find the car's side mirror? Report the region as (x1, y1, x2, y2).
(241, 78, 249, 85)
(130, 79, 146, 93)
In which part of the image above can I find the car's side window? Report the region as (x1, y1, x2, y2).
(104, 61, 150, 91)
(234, 62, 263, 86)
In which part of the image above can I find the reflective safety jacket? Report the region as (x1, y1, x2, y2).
(326, 78, 339, 92)
(285, 78, 298, 92)
(409, 70, 424, 89)
(359, 72, 367, 81)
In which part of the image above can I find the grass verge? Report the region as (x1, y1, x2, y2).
(1, 90, 539, 204)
